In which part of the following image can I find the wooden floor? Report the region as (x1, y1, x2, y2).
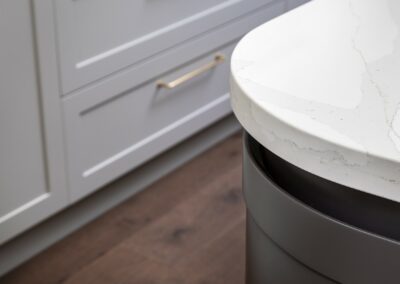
(1, 133, 245, 284)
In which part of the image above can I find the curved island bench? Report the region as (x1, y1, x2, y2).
(230, 0, 400, 283)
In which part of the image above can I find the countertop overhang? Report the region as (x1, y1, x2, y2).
(230, 0, 400, 202)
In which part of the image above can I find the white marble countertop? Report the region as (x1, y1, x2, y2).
(231, 0, 400, 202)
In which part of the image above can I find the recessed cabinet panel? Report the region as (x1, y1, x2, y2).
(63, 42, 237, 202)
(62, 1, 286, 202)
(0, 0, 67, 244)
(55, 0, 273, 93)
(0, 13, 47, 221)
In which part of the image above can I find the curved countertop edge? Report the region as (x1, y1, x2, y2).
(229, 0, 400, 202)
(230, 74, 400, 203)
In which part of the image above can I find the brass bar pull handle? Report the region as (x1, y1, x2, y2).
(156, 53, 225, 89)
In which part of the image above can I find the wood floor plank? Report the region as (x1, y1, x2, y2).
(63, 218, 246, 284)
(59, 166, 244, 283)
(0, 132, 244, 284)
(59, 166, 245, 284)
(179, 218, 246, 284)
(122, 166, 244, 265)
(63, 246, 186, 284)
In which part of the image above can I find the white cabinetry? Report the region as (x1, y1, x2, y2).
(62, 2, 286, 201)
(0, 0, 293, 245)
(55, 0, 275, 93)
(0, 0, 68, 245)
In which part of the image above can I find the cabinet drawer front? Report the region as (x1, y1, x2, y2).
(63, 42, 238, 201)
(55, 0, 273, 93)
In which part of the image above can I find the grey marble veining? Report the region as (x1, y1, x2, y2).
(231, 0, 400, 201)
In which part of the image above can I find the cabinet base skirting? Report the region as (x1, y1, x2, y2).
(244, 133, 400, 284)
(0, 114, 240, 277)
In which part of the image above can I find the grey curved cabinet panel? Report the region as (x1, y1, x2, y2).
(244, 134, 400, 284)
(55, 0, 275, 93)
(0, 0, 68, 244)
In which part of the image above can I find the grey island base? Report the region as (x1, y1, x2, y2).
(230, 1, 400, 283)
(243, 133, 400, 284)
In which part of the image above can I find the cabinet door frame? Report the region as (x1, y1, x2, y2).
(0, 0, 68, 245)
(55, 0, 274, 93)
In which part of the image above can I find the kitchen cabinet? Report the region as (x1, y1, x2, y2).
(63, 2, 286, 201)
(0, 0, 68, 245)
(0, 0, 295, 248)
(55, 0, 277, 93)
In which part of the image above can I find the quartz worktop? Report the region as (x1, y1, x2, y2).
(231, 0, 400, 202)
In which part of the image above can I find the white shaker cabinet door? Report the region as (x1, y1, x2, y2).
(0, 0, 68, 244)
(55, 0, 274, 93)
